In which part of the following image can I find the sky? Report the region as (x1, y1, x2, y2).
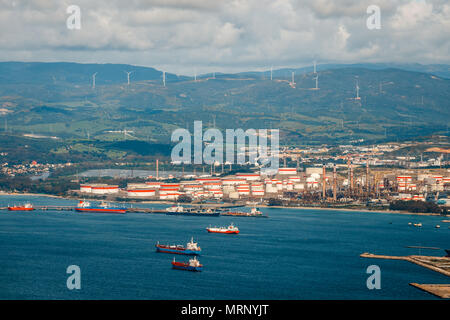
(0, 0, 449, 75)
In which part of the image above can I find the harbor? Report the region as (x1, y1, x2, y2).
(0, 203, 268, 217)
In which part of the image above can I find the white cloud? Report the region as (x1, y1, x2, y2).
(0, 0, 448, 74)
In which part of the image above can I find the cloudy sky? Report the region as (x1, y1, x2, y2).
(1, 0, 449, 74)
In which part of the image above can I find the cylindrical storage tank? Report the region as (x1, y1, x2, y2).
(294, 183, 304, 190)
(266, 184, 278, 193)
(252, 190, 264, 196)
(278, 168, 297, 175)
(91, 185, 119, 194)
(229, 192, 240, 199)
(127, 189, 156, 197)
(80, 185, 92, 193)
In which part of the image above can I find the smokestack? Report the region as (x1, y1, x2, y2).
(347, 157, 351, 195)
(156, 159, 159, 179)
(322, 165, 326, 199)
(366, 160, 370, 196)
(333, 165, 337, 202)
(350, 165, 354, 192)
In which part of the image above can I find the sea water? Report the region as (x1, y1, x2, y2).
(0, 195, 448, 299)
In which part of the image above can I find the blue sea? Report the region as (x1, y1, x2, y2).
(0, 195, 448, 299)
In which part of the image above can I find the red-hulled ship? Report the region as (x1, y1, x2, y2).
(172, 256, 203, 272)
(156, 238, 201, 255)
(8, 203, 34, 211)
(75, 200, 126, 214)
(206, 223, 239, 234)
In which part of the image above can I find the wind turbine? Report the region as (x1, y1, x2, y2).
(123, 129, 135, 138)
(162, 71, 166, 87)
(92, 72, 97, 89)
(313, 73, 319, 90)
(270, 66, 273, 81)
(355, 80, 361, 100)
(124, 71, 132, 85)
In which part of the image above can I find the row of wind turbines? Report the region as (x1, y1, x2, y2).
(89, 61, 361, 100)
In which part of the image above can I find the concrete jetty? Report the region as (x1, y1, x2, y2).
(361, 252, 450, 298)
(409, 284, 450, 299)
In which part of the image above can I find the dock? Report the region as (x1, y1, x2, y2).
(409, 284, 450, 299)
(360, 252, 450, 277)
(361, 252, 450, 298)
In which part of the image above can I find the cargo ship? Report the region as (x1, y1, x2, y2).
(220, 207, 267, 217)
(75, 200, 126, 214)
(156, 237, 201, 255)
(8, 203, 34, 211)
(206, 223, 239, 234)
(172, 256, 203, 272)
(165, 205, 220, 217)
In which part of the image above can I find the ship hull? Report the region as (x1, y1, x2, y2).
(156, 246, 200, 255)
(206, 229, 239, 234)
(8, 207, 34, 211)
(75, 208, 126, 214)
(172, 262, 203, 272)
(220, 213, 267, 218)
(166, 211, 220, 217)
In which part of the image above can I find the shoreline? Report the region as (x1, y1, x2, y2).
(1, 192, 448, 217)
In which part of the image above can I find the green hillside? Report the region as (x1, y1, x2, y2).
(0, 62, 449, 147)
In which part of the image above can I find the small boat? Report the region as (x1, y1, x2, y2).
(156, 237, 201, 255)
(172, 256, 203, 272)
(413, 223, 422, 227)
(75, 200, 126, 214)
(435, 225, 440, 228)
(408, 222, 412, 225)
(8, 203, 34, 211)
(206, 223, 239, 234)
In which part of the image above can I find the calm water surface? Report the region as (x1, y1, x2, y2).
(0, 195, 448, 299)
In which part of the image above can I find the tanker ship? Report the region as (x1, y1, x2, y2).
(220, 207, 267, 217)
(172, 256, 203, 272)
(165, 205, 220, 217)
(206, 223, 239, 234)
(75, 200, 126, 214)
(156, 237, 201, 255)
(8, 203, 34, 211)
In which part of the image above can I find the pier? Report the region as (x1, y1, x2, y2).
(409, 284, 450, 299)
(361, 252, 450, 298)
(1, 205, 267, 217)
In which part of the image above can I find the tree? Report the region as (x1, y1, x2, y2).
(177, 194, 192, 203)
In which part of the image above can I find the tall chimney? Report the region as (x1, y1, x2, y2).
(333, 165, 337, 202)
(366, 160, 370, 196)
(322, 164, 326, 199)
(156, 159, 159, 179)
